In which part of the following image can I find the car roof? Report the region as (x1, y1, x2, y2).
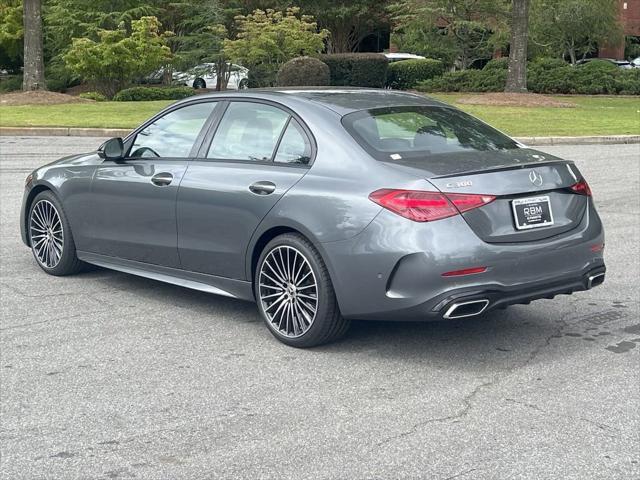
(189, 88, 450, 116)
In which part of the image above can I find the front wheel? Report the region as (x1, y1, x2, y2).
(255, 233, 349, 347)
(193, 78, 206, 89)
(28, 191, 84, 276)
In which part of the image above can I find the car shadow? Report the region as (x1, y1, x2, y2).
(81, 267, 587, 368)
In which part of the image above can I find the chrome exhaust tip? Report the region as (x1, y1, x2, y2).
(587, 273, 605, 289)
(443, 299, 490, 319)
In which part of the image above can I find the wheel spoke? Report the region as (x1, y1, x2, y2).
(264, 259, 286, 284)
(260, 271, 284, 288)
(269, 251, 288, 283)
(297, 293, 318, 302)
(298, 298, 317, 316)
(264, 294, 286, 312)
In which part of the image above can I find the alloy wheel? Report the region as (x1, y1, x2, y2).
(258, 245, 318, 338)
(30, 199, 64, 269)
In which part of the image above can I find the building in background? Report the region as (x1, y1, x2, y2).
(599, 0, 640, 59)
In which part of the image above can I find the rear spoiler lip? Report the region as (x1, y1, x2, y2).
(430, 160, 575, 180)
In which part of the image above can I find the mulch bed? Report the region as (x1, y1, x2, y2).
(455, 93, 577, 108)
(0, 91, 94, 106)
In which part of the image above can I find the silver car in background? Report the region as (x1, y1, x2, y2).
(173, 63, 249, 90)
(20, 89, 605, 347)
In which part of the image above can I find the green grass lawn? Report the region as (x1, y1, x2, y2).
(0, 100, 172, 129)
(0, 95, 638, 137)
(431, 94, 640, 137)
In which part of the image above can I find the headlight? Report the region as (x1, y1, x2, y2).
(25, 173, 33, 188)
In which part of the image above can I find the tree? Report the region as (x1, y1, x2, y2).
(389, 0, 510, 70)
(505, 0, 529, 92)
(0, 0, 23, 72)
(294, 0, 389, 53)
(63, 16, 172, 97)
(22, 0, 46, 90)
(530, 0, 622, 65)
(223, 8, 328, 87)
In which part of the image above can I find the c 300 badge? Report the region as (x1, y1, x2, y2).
(445, 180, 473, 188)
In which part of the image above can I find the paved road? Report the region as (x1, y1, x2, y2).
(1, 137, 639, 480)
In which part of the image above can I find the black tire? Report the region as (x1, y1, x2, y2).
(193, 78, 206, 89)
(255, 233, 350, 347)
(28, 190, 84, 276)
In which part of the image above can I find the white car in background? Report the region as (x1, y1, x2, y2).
(173, 63, 249, 90)
(383, 53, 426, 63)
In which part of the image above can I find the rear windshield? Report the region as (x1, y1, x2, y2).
(342, 106, 519, 162)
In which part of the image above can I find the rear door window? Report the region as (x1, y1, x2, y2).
(207, 102, 290, 162)
(274, 119, 312, 165)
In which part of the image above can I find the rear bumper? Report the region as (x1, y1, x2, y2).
(424, 265, 605, 321)
(321, 199, 605, 320)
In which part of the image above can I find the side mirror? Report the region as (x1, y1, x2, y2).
(98, 137, 125, 161)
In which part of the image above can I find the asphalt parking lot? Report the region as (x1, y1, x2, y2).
(1, 136, 639, 480)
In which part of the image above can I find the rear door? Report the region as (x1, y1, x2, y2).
(177, 100, 313, 279)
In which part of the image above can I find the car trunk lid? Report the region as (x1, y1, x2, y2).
(383, 149, 589, 243)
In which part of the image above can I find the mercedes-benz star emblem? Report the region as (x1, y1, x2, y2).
(529, 170, 543, 186)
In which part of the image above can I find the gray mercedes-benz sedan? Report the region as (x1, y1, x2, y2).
(20, 89, 606, 347)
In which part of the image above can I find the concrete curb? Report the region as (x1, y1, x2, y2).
(515, 135, 640, 146)
(0, 127, 131, 138)
(1, 127, 639, 146)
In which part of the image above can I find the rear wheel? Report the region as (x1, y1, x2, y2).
(193, 78, 206, 89)
(28, 191, 84, 276)
(255, 233, 349, 347)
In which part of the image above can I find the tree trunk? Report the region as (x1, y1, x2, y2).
(505, 0, 529, 93)
(22, 0, 46, 91)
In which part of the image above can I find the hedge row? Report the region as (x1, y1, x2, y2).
(113, 86, 196, 101)
(416, 58, 640, 95)
(319, 53, 388, 88)
(387, 59, 445, 90)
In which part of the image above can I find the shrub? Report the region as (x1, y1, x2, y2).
(572, 60, 619, 94)
(113, 86, 196, 101)
(482, 57, 509, 71)
(417, 66, 506, 93)
(319, 53, 388, 88)
(616, 69, 640, 95)
(527, 58, 577, 93)
(0, 74, 22, 93)
(276, 56, 330, 86)
(248, 63, 278, 88)
(387, 59, 445, 90)
(79, 91, 107, 102)
(418, 56, 640, 94)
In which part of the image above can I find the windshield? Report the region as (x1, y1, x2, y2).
(342, 106, 519, 162)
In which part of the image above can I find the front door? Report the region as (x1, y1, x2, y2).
(87, 101, 217, 267)
(177, 100, 313, 279)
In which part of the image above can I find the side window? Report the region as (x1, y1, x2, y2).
(207, 102, 289, 161)
(130, 102, 216, 158)
(274, 120, 312, 165)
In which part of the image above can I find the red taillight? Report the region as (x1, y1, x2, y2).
(569, 179, 592, 196)
(442, 266, 488, 277)
(446, 193, 497, 213)
(369, 189, 495, 222)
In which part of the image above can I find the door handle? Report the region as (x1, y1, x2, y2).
(249, 181, 276, 195)
(151, 172, 173, 187)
